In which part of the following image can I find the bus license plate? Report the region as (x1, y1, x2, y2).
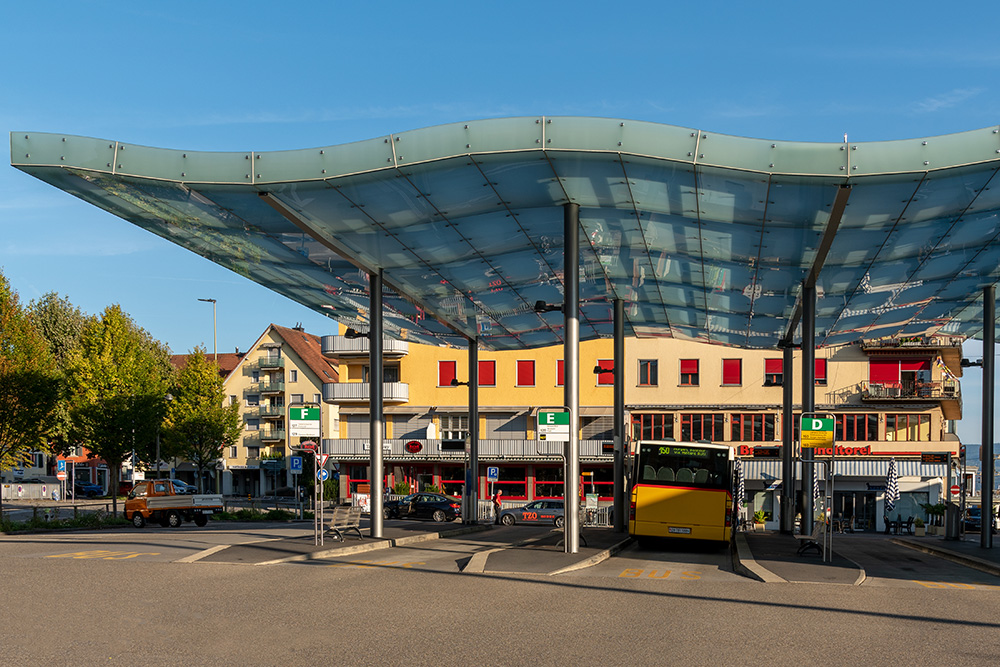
(668, 527, 691, 534)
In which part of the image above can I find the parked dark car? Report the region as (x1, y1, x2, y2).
(72, 481, 104, 498)
(383, 493, 461, 522)
(498, 500, 566, 527)
(965, 506, 998, 533)
(167, 479, 197, 495)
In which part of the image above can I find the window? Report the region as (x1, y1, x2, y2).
(680, 359, 699, 386)
(247, 446, 260, 459)
(313, 393, 321, 404)
(438, 360, 457, 387)
(479, 360, 496, 387)
(557, 360, 565, 387)
(836, 414, 879, 441)
(229, 446, 238, 458)
(731, 414, 777, 442)
(582, 466, 614, 500)
(534, 466, 563, 498)
(245, 418, 260, 431)
(441, 414, 469, 440)
(494, 466, 527, 499)
(631, 413, 674, 441)
(887, 414, 931, 442)
(638, 359, 658, 386)
(595, 359, 614, 386)
(364, 365, 400, 382)
(439, 465, 464, 497)
(246, 394, 260, 407)
(516, 360, 535, 386)
(679, 413, 724, 442)
(814, 359, 827, 386)
(251, 369, 260, 382)
(722, 359, 742, 386)
(290, 393, 304, 404)
(229, 394, 237, 406)
(764, 359, 783, 386)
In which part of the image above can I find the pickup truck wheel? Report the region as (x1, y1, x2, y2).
(194, 514, 208, 527)
(131, 512, 146, 528)
(167, 511, 183, 528)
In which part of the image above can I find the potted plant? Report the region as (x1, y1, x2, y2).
(914, 517, 925, 537)
(753, 510, 767, 528)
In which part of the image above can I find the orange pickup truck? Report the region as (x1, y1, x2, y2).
(124, 480, 223, 528)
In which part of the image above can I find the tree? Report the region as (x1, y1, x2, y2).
(163, 348, 241, 493)
(0, 272, 60, 512)
(28, 292, 90, 455)
(67, 305, 172, 515)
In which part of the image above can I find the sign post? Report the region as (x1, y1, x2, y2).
(800, 413, 836, 562)
(288, 402, 323, 545)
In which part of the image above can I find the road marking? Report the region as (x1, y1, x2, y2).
(327, 560, 427, 569)
(46, 549, 161, 560)
(175, 544, 231, 563)
(618, 569, 702, 579)
(913, 580, 1000, 590)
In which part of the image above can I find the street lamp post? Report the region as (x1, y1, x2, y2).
(156, 393, 173, 480)
(198, 298, 217, 362)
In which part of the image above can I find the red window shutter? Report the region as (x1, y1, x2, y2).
(557, 360, 565, 386)
(478, 360, 496, 386)
(814, 359, 827, 380)
(517, 360, 535, 386)
(596, 359, 614, 385)
(869, 359, 899, 383)
(765, 359, 783, 374)
(680, 359, 699, 373)
(438, 361, 456, 387)
(900, 359, 930, 371)
(722, 359, 742, 385)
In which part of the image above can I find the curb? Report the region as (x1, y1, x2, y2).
(733, 532, 786, 583)
(255, 522, 492, 565)
(892, 538, 1000, 578)
(547, 537, 633, 576)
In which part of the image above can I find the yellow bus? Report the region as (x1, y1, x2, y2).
(629, 441, 734, 545)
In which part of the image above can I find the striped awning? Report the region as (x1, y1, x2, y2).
(741, 459, 947, 481)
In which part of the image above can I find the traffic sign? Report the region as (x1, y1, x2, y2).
(800, 416, 834, 448)
(56, 459, 66, 472)
(487, 466, 499, 482)
(951, 484, 961, 496)
(56, 471, 67, 481)
(290, 456, 303, 474)
(319, 453, 329, 468)
(289, 406, 321, 437)
(317, 469, 330, 482)
(537, 410, 570, 442)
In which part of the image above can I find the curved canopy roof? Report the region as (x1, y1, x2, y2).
(11, 117, 1000, 350)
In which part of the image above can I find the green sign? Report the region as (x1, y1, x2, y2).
(289, 406, 320, 437)
(537, 410, 570, 441)
(800, 416, 834, 448)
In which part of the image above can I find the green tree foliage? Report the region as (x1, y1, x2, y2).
(67, 305, 172, 515)
(0, 272, 60, 511)
(28, 292, 91, 454)
(163, 348, 241, 493)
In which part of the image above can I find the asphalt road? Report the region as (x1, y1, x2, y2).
(1, 525, 998, 666)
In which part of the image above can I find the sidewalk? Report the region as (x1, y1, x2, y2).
(892, 534, 1000, 578)
(738, 530, 864, 584)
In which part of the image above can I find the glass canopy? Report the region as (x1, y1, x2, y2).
(11, 117, 1000, 350)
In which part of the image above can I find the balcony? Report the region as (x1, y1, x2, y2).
(861, 335, 964, 372)
(259, 381, 285, 394)
(323, 381, 409, 404)
(258, 405, 284, 419)
(321, 335, 409, 359)
(258, 355, 285, 370)
(860, 380, 962, 420)
(259, 428, 286, 442)
(321, 438, 611, 460)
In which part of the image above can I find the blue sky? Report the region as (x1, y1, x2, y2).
(3, 1, 1000, 444)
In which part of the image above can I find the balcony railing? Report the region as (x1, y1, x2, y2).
(323, 381, 409, 403)
(320, 438, 611, 459)
(258, 356, 285, 369)
(860, 335, 964, 351)
(259, 428, 286, 442)
(259, 381, 285, 394)
(860, 380, 960, 401)
(258, 405, 285, 419)
(321, 335, 409, 358)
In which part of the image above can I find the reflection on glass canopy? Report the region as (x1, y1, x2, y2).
(10, 117, 1000, 350)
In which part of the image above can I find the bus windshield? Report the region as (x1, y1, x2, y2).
(636, 443, 730, 490)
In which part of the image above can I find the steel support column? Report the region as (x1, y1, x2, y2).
(613, 298, 626, 533)
(466, 337, 480, 524)
(564, 203, 581, 554)
(983, 285, 995, 549)
(369, 270, 384, 538)
(780, 343, 795, 534)
(801, 282, 816, 536)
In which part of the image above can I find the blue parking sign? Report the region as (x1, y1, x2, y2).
(487, 466, 499, 482)
(290, 456, 303, 473)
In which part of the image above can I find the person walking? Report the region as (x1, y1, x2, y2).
(492, 489, 503, 524)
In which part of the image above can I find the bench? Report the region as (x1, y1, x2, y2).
(794, 520, 826, 556)
(326, 505, 363, 542)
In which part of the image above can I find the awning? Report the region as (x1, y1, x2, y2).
(742, 459, 947, 481)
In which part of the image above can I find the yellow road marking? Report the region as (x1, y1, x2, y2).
(47, 550, 161, 560)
